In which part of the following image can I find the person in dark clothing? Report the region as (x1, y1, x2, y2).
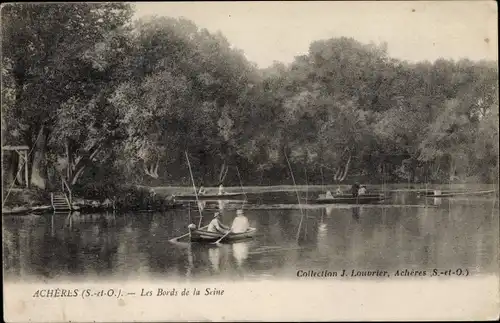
(351, 182, 360, 197)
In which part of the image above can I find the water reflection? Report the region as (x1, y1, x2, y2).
(2, 193, 498, 281)
(232, 241, 250, 267)
(352, 207, 360, 222)
(208, 247, 221, 272)
(218, 200, 227, 211)
(317, 215, 329, 256)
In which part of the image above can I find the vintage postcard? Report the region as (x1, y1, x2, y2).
(2, 1, 499, 322)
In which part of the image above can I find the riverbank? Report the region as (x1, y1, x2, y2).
(4, 183, 497, 216)
(2, 186, 184, 216)
(2, 199, 185, 216)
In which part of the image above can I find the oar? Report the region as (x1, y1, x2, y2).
(213, 230, 232, 245)
(169, 225, 209, 243)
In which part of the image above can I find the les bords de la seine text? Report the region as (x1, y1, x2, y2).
(31, 268, 470, 299)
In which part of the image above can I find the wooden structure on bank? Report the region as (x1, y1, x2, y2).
(2, 145, 29, 188)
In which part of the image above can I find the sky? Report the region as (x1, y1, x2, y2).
(133, 1, 498, 68)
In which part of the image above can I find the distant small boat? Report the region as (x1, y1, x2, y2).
(316, 194, 386, 204)
(417, 189, 465, 195)
(422, 190, 496, 198)
(172, 192, 245, 200)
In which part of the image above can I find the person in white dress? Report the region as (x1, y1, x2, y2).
(231, 209, 249, 233)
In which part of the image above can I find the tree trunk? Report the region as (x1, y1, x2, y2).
(143, 157, 159, 178)
(15, 155, 24, 186)
(70, 165, 86, 186)
(30, 126, 49, 189)
(3, 152, 17, 186)
(339, 153, 352, 182)
(218, 161, 229, 184)
(409, 158, 417, 183)
(66, 139, 72, 180)
(334, 167, 342, 181)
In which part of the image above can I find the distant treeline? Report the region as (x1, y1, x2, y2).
(2, 3, 498, 195)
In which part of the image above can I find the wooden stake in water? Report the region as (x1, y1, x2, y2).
(185, 151, 204, 228)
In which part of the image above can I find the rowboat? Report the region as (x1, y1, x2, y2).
(316, 194, 386, 204)
(318, 193, 381, 199)
(169, 226, 257, 244)
(417, 189, 465, 195)
(421, 190, 496, 198)
(172, 192, 246, 201)
(190, 227, 257, 243)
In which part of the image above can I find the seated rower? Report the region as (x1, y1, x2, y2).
(325, 191, 334, 198)
(231, 209, 250, 233)
(358, 185, 367, 195)
(335, 186, 342, 195)
(207, 212, 230, 234)
(198, 184, 206, 195)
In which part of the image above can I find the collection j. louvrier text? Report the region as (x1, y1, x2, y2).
(296, 268, 471, 278)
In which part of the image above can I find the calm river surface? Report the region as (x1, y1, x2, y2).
(3, 189, 498, 282)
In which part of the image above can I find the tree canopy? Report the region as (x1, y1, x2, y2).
(2, 4, 498, 192)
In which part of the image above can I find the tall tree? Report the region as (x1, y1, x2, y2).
(1, 3, 132, 188)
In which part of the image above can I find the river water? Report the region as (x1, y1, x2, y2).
(3, 189, 498, 282)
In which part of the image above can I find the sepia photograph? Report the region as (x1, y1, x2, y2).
(2, 1, 499, 321)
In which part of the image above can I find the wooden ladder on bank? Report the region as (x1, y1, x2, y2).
(51, 192, 72, 212)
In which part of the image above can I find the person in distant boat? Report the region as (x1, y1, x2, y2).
(218, 183, 225, 195)
(325, 190, 334, 198)
(198, 183, 206, 195)
(335, 186, 342, 195)
(358, 185, 367, 195)
(231, 209, 250, 233)
(351, 183, 360, 197)
(207, 212, 230, 234)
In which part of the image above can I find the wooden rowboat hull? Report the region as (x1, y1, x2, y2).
(316, 196, 387, 204)
(190, 227, 257, 243)
(423, 190, 495, 198)
(318, 193, 381, 199)
(173, 193, 246, 200)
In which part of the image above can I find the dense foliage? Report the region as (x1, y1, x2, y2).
(2, 4, 498, 196)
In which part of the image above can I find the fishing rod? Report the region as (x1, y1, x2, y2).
(283, 150, 305, 241)
(185, 151, 204, 228)
(235, 166, 248, 208)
